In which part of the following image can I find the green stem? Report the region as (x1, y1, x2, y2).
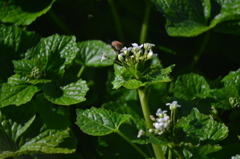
(139, 2, 152, 44)
(168, 149, 172, 159)
(107, 0, 123, 41)
(138, 87, 165, 159)
(168, 110, 176, 159)
(77, 66, 85, 78)
(116, 131, 149, 158)
(189, 31, 211, 70)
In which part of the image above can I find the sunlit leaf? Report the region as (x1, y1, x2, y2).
(43, 79, 89, 105)
(0, 74, 40, 107)
(76, 107, 131, 136)
(24, 34, 79, 80)
(75, 40, 117, 67)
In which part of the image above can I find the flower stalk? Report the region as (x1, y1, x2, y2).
(138, 87, 165, 159)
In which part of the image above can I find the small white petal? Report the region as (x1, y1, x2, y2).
(137, 130, 145, 138)
(132, 43, 138, 47)
(101, 53, 108, 62)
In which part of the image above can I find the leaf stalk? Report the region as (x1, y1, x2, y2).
(116, 131, 149, 158)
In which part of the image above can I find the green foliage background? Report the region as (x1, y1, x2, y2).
(1, 0, 240, 158)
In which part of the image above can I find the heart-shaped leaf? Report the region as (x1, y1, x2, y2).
(76, 107, 131, 136)
(43, 79, 89, 105)
(23, 34, 79, 80)
(75, 40, 117, 67)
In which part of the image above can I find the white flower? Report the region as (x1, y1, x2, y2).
(166, 101, 181, 110)
(101, 53, 108, 62)
(153, 122, 164, 131)
(156, 108, 167, 118)
(118, 53, 124, 61)
(157, 116, 169, 123)
(120, 47, 131, 56)
(137, 130, 145, 138)
(132, 43, 143, 48)
(131, 43, 143, 53)
(147, 49, 158, 59)
(144, 43, 155, 50)
(153, 115, 170, 131)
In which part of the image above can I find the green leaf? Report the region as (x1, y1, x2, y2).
(112, 63, 174, 89)
(18, 127, 75, 155)
(75, 40, 117, 67)
(211, 86, 240, 109)
(0, 24, 40, 83)
(123, 79, 143, 89)
(112, 64, 127, 89)
(211, 70, 240, 109)
(24, 34, 79, 80)
(43, 79, 89, 105)
(12, 59, 51, 84)
(112, 74, 125, 89)
(148, 135, 169, 146)
(102, 100, 142, 120)
(35, 94, 71, 129)
(0, 116, 76, 158)
(0, 74, 40, 107)
(151, 0, 240, 37)
(174, 108, 228, 143)
(143, 64, 175, 85)
(173, 73, 211, 100)
(0, 103, 36, 151)
(184, 144, 222, 157)
(207, 144, 240, 159)
(221, 69, 240, 89)
(0, 0, 55, 25)
(75, 107, 131, 136)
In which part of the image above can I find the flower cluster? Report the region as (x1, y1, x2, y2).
(137, 101, 181, 138)
(118, 43, 157, 69)
(149, 108, 171, 135)
(102, 42, 157, 71)
(30, 67, 45, 79)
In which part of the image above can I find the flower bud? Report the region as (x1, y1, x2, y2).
(118, 53, 124, 62)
